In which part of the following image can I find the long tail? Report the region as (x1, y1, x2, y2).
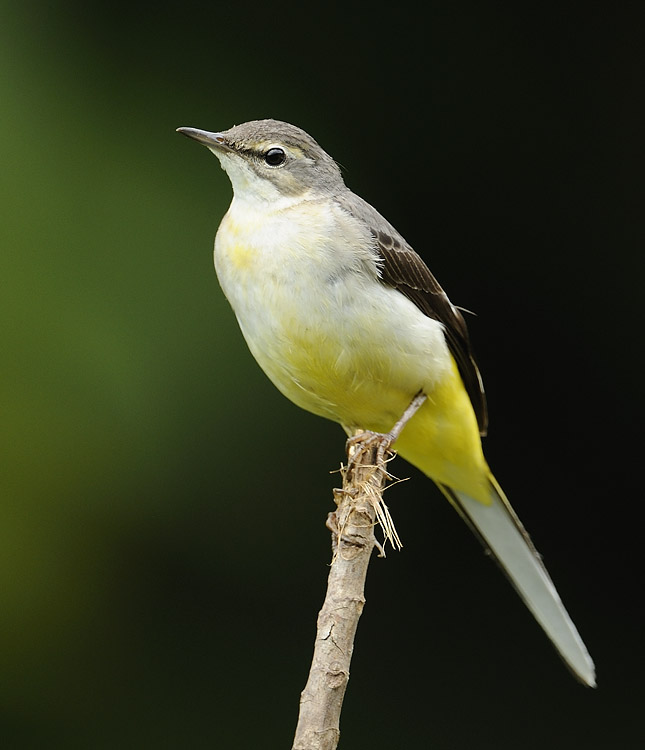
(438, 478, 596, 687)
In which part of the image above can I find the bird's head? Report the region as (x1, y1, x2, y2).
(177, 119, 344, 203)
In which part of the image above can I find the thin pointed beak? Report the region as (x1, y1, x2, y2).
(176, 127, 231, 150)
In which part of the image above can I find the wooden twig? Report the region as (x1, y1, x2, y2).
(291, 438, 390, 750)
(292, 396, 426, 749)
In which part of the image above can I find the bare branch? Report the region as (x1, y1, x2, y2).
(292, 438, 391, 750)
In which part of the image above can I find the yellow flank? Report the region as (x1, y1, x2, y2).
(393, 360, 493, 505)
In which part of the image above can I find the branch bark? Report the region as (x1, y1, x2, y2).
(292, 439, 389, 750)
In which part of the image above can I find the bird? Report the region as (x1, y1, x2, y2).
(177, 118, 595, 686)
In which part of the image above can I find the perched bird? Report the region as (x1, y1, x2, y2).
(177, 119, 595, 686)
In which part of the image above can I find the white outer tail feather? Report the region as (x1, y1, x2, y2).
(440, 481, 596, 687)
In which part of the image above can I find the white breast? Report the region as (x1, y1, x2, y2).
(213, 193, 452, 428)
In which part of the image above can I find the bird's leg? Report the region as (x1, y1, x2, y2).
(346, 391, 427, 469)
(386, 390, 428, 443)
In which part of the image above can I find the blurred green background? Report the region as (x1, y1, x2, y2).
(2, 2, 642, 747)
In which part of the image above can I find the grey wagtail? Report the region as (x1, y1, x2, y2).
(177, 119, 595, 686)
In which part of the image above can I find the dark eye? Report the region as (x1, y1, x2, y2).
(264, 147, 286, 166)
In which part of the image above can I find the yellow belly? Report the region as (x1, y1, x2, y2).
(250, 322, 491, 504)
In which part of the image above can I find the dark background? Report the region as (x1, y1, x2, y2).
(2, 2, 643, 747)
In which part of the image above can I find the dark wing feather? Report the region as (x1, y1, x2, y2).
(340, 191, 488, 435)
